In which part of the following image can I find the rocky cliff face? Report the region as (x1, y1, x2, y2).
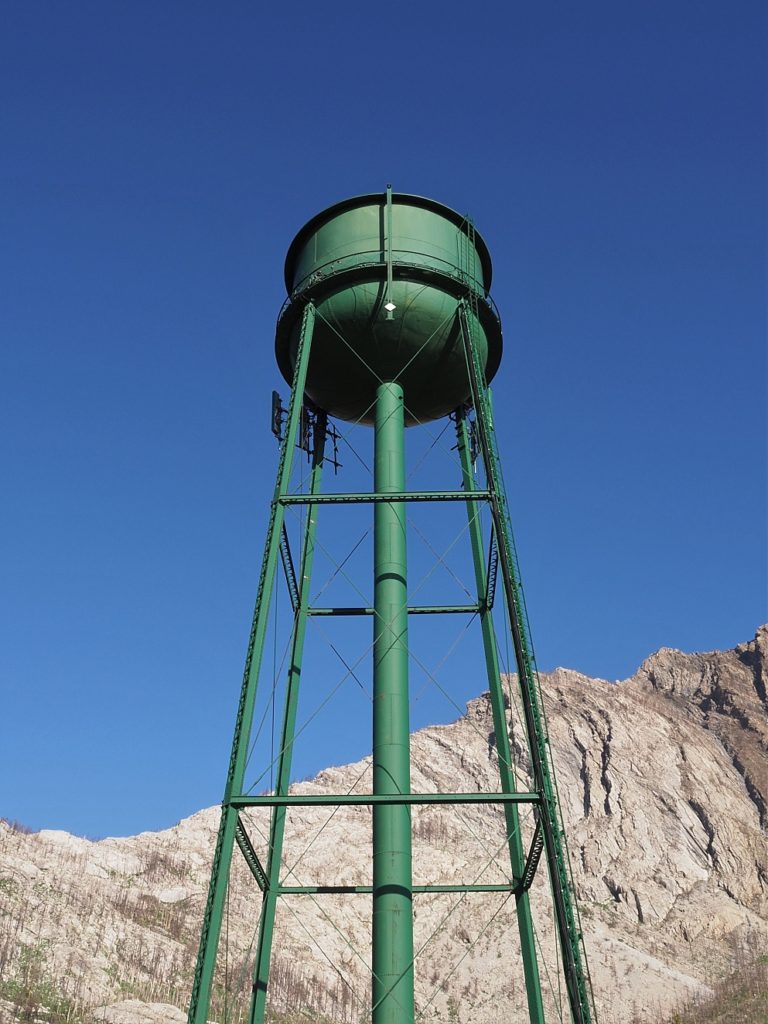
(1, 629, 766, 1024)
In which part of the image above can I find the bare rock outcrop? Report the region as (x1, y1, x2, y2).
(633, 626, 768, 828)
(1, 629, 766, 1024)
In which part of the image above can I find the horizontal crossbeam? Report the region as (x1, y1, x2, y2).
(229, 792, 539, 808)
(308, 604, 481, 616)
(277, 883, 518, 895)
(278, 490, 491, 506)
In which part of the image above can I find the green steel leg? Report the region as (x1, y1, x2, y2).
(249, 412, 328, 1024)
(455, 409, 546, 1024)
(188, 304, 317, 1024)
(372, 382, 415, 1024)
(458, 302, 594, 1024)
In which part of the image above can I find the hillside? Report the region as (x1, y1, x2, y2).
(1, 627, 766, 1023)
(654, 954, 767, 1023)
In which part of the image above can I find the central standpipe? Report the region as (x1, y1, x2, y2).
(372, 381, 415, 1024)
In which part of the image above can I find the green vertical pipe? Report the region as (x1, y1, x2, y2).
(455, 409, 546, 1024)
(372, 382, 415, 1024)
(188, 304, 316, 1024)
(250, 413, 328, 1024)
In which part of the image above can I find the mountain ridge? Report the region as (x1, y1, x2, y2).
(1, 627, 766, 1023)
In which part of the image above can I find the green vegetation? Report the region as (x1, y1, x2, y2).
(0, 875, 19, 896)
(126, 892, 189, 941)
(0, 942, 84, 1024)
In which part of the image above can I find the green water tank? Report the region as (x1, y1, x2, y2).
(275, 191, 503, 425)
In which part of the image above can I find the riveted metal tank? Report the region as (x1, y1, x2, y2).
(275, 191, 503, 426)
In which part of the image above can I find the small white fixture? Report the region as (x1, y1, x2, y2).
(384, 301, 397, 312)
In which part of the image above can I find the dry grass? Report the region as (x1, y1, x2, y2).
(649, 956, 767, 1024)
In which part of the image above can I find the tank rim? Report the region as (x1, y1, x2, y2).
(283, 192, 494, 296)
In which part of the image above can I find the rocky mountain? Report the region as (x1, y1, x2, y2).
(1, 628, 766, 1024)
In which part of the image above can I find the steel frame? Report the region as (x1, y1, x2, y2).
(188, 297, 596, 1024)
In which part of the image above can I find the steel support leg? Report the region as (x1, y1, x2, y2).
(372, 381, 415, 1024)
(458, 302, 594, 1024)
(188, 304, 316, 1024)
(249, 412, 328, 1024)
(456, 408, 546, 1024)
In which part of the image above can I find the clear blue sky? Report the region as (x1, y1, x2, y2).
(1, 2, 765, 838)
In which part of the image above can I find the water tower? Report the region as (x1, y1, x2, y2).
(187, 189, 596, 1024)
